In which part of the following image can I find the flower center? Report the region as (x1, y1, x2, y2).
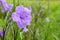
(20, 16, 24, 19)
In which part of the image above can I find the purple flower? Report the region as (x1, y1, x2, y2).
(0, 0, 13, 12)
(12, 6, 32, 32)
(23, 27, 28, 32)
(0, 30, 4, 37)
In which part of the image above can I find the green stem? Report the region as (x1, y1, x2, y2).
(18, 0, 19, 6)
(33, 14, 38, 40)
(13, 0, 15, 11)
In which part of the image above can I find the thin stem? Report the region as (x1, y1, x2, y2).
(44, 0, 50, 40)
(2, 29, 5, 40)
(33, 14, 38, 40)
(16, 0, 19, 6)
(13, 0, 15, 11)
(14, 28, 18, 40)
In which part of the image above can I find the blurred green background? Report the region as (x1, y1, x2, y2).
(0, 0, 60, 40)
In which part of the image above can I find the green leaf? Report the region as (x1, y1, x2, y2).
(17, 30, 20, 40)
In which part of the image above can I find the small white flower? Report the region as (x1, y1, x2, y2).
(45, 18, 50, 22)
(40, 9, 44, 13)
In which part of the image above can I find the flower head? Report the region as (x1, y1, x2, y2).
(0, 0, 13, 12)
(23, 27, 28, 32)
(45, 17, 50, 22)
(12, 6, 32, 32)
(40, 9, 44, 13)
(0, 30, 4, 37)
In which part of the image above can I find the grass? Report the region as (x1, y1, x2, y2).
(0, 0, 60, 40)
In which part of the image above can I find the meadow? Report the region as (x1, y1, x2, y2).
(0, 0, 60, 40)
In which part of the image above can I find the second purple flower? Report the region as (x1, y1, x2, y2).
(0, 0, 13, 12)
